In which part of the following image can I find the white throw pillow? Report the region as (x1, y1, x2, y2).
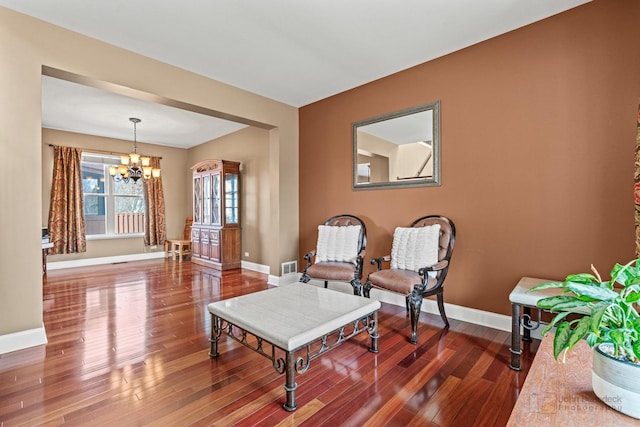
(390, 224, 440, 272)
(315, 225, 361, 264)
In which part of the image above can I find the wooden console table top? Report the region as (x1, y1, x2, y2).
(507, 335, 637, 426)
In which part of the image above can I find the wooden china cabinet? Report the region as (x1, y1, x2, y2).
(191, 160, 241, 270)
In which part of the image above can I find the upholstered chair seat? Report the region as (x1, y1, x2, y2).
(304, 262, 361, 282)
(366, 269, 435, 294)
(300, 214, 367, 295)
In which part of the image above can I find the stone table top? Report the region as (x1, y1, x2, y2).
(207, 282, 381, 351)
(509, 276, 562, 307)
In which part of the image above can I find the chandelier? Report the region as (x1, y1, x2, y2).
(109, 117, 160, 183)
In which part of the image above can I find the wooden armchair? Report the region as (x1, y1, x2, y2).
(300, 214, 367, 295)
(165, 216, 193, 262)
(363, 215, 455, 344)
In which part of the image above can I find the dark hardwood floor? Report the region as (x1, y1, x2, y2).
(0, 260, 538, 426)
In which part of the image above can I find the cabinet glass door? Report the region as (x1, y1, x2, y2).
(203, 175, 211, 224)
(212, 173, 221, 225)
(193, 177, 201, 223)
(225, 173, 239, 224)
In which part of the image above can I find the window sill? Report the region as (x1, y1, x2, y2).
(86, 233, 144, 241)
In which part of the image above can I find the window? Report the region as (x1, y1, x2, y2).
(81, 153, 145, 236)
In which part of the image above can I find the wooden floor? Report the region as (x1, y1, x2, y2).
(0, 260, 538, 426)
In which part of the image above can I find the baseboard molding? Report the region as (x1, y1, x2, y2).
(0, 325, 48, 355)
(48, 251, 165, 270)
(283, 276, 511, 332)
(268, 272, 299, 286)
(50, 254, 270, 274)
(241, 260, 270, 275)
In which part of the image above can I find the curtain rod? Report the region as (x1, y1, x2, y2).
(46, 144, 163, 159)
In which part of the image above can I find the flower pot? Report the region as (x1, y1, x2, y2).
(592, 343, 640, 419)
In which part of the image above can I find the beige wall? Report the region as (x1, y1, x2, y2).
(395, 143, 432, 180)
(299, 0, 640, 316)
(187, 127, 272, 265)
(358, 133, 395, 183)
(0, 6, 298, 339)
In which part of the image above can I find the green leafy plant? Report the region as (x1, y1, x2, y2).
(529, 258, 640, 363)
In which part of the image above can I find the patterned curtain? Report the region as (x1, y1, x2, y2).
(48, 146, 86, 254)
(144, 157, 166, 246)
(636, 105, 640, 255)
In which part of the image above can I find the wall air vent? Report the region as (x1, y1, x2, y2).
(281, 261, 298, 275)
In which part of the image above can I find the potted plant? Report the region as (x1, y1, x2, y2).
(530, 258, 640, 419)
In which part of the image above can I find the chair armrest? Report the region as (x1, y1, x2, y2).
(417, 260, 449, 289)
(303, 250, 316, 268)
(420, 260, 448, 274)
(370, 255, 391, 271)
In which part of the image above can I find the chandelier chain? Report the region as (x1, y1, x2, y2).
(108, 117, 160, 183)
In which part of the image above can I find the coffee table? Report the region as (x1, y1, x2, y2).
(207, 282, 381, 411)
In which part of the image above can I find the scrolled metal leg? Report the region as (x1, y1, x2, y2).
(209, 314, 220, 357)
(522, 307, 533, 342)
(368, 311, 379, 353)
(283, 350, 298, 411)
(509, 303, 522, 371)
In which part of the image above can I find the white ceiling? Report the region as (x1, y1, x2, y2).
(41, 76, 248, 148)
(359, 110, 434, 145)
(1, 0, 590, 148)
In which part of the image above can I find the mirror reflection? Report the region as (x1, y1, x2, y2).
(353, 101, 440, 190)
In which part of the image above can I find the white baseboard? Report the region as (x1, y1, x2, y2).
(0, 325, 48, 355)
(285, 276, 511, 332)
(50, 255, 271, 275)
(48, 251, 165, 270)
(241, 260, 270, 275)
(268, 272, 299, 286)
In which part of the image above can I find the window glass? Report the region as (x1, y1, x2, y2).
(225, 173, 238, 224)
(81, 153, 146, 236)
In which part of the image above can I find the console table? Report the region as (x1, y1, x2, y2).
(507, 335, 637, 425)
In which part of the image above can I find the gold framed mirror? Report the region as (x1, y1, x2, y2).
(353, 100, 440, 190)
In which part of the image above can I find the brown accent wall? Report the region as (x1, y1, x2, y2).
(299, 0, 640, 316)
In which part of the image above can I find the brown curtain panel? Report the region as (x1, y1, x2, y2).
(144, 157, 166, 246)
(636, 105, 640, 255)
(48, 146, 86, 254)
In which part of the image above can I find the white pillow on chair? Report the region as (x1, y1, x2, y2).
(316, 225, 361, 264)
(391, 224, 441, 272)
